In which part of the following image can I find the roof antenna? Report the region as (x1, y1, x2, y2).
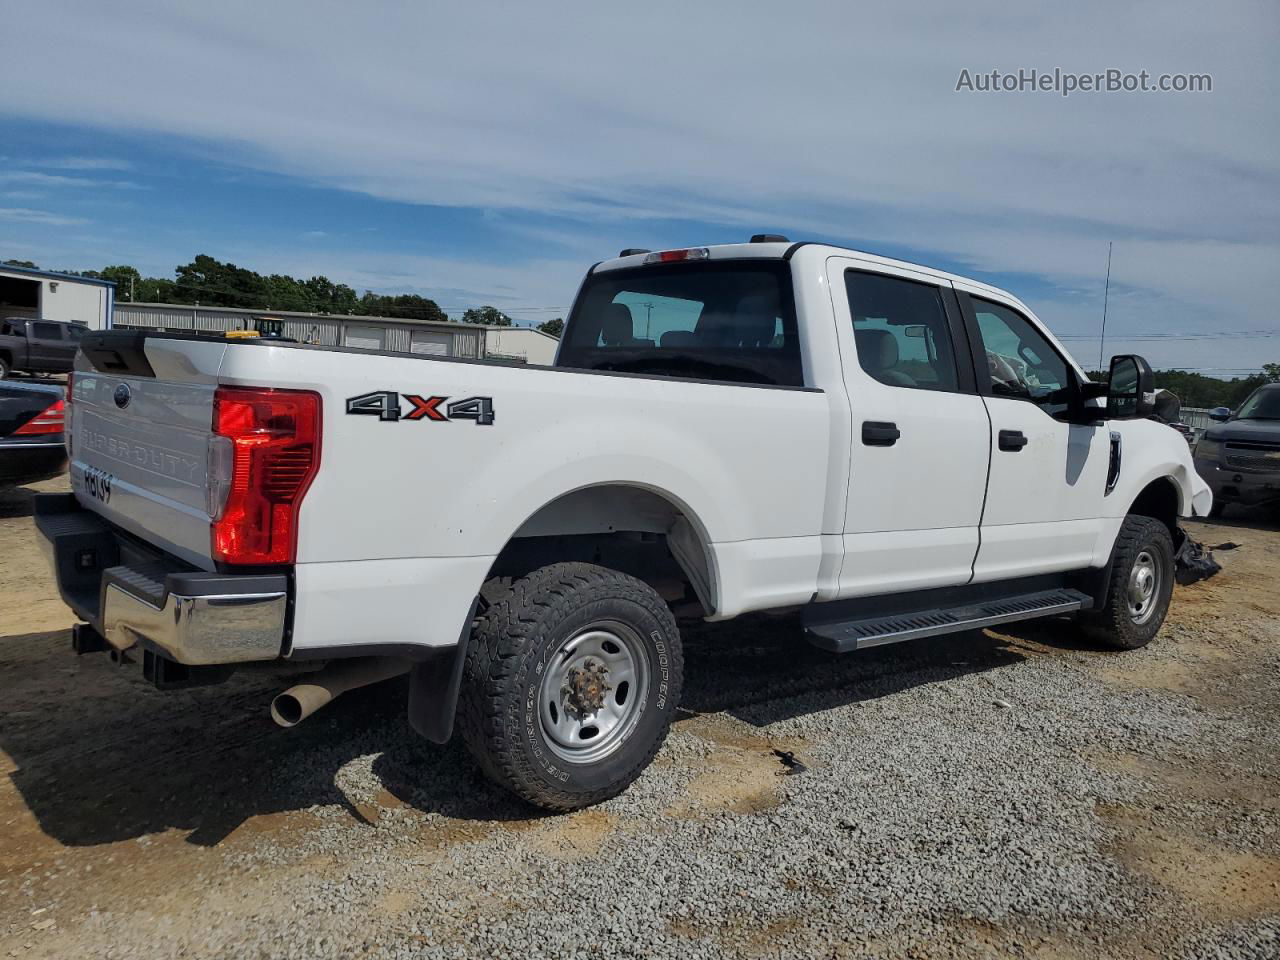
(1098, 241, 1112, 372)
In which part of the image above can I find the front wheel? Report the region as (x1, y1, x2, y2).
(457, 562, 683, 811)
(0, 357, 10, 379)
(1084, 515, 1175, 650)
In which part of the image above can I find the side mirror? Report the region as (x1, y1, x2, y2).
(1106, 354, 1156, 419)
(1208, 406, 1232, 422)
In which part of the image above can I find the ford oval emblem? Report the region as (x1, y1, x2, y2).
(113, 383, 132, 409)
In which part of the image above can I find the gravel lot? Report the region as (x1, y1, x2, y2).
(2, 477, 1278, 959)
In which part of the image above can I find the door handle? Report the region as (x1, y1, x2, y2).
(862, 421, 900, 446)
(998, 429, 1028, 451)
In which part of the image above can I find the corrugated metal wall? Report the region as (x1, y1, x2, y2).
(112, 303, 485, 358)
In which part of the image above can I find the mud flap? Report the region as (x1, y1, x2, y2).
(406, 600, 477, 743)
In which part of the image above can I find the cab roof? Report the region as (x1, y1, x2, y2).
(592, 241, 1022, 309)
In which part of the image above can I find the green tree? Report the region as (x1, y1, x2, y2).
(3, 259, 37, 268)
(174, 254, 269, 308)
(359, 292, 448, 323)
(135, 276, 176, 302)
(1263, 362, 1280, 384)
(97, 265, 142, 302)
(461, 305, 513, 326)
(537, 317, 564, 337)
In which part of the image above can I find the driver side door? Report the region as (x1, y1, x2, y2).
(956, 286, 1111, 582)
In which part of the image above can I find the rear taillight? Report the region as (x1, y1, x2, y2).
(210, 386, 321, 566)
(14, 397, 66, 435)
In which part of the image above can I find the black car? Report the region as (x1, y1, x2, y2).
(0, 379, 67, 488)
(1193, 383, 1280, 517)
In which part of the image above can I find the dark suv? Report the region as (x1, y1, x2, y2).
(1193, 383, 1280, 517)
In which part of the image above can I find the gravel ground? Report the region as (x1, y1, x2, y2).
(1, 476, 1278, 959)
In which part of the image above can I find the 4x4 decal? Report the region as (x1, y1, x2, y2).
(346, 390, 494, 425)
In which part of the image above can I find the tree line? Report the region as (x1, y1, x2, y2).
(1088, 365, 1279, 409)
(4, 255, 563, 334)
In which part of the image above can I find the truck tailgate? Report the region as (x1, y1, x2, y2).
(71, 335, 228, 569)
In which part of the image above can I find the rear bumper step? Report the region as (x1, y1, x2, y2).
(35, 493, 288, 666)
(805, 588, 1093, 653)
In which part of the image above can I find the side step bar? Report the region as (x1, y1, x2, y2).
(805, 588, 1093, 653)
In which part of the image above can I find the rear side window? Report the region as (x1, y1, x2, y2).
(559, 262, 802, 386)
(66, 325, 86, 339)
(844, 271, 959, 392)
(32, 322, 63, 340)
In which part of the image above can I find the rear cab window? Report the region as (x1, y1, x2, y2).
(558, 261, 803, 386)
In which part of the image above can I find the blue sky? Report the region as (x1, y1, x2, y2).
(2, 1, 1277, 374)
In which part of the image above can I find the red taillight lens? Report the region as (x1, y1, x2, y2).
(644, 247, 710, 264)
(211, 386, 321, 565)
(14, 397, 66, 435)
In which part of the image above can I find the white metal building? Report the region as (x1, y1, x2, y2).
(112, 302, 487, 359)
(0, 264, 114, 329)
(484, 327, 561, 365)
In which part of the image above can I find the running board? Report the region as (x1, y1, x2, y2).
(805, 588, 1093, 653)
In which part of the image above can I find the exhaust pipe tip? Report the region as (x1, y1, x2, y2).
(269, 657, 410, 728)
(270, 692, 307, 728)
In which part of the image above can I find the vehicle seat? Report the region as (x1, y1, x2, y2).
(854, 328, 915, 386)
(601, 303, 637, 346)
(660, 330, 697, 347)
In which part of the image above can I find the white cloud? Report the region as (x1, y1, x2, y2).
(40, 156, 134, 171)
(1, 1, 1276, 364)
(0, 207, 90, 226)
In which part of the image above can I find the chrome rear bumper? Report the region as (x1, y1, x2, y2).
(35, 493, 288, 665)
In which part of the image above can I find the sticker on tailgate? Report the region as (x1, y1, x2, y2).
(83, 465, 114, 504)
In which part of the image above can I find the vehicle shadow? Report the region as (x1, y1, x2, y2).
(1186, 503, 1280, 534)
(1, 614, 1039, 849)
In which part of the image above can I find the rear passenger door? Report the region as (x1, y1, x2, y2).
(27, 322, 68, 371)
(826, 258, 991, 596)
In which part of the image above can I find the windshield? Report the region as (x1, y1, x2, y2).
(1235, 387, 1280, 420)
(558, 261, 802, 386)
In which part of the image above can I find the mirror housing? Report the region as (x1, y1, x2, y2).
(1208, 406, 1232, 422)
(1106, 355, 1157, 419)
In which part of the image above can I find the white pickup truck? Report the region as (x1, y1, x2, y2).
(37, 238, 1211, 810)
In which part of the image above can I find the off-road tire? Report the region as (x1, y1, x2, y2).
(1083, 515, 1175, 650)
(457, 562, 683, 811)
(0, 356, 10, 380)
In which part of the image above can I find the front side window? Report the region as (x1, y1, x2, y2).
(559, 262, 801, 386)
(971, 298, 1072, 415)
(844, 271, 959, 392)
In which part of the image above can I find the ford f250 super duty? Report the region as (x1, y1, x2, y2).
(36, 238, 1212, 811)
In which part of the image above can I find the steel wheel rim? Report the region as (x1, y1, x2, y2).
(538, 622, 650, 765)
(1126, 549, 1163, 625)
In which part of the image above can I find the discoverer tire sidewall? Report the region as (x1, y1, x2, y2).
(459, 563, 683, 811)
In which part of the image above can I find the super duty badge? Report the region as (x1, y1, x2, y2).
(346, 390, 494, 425)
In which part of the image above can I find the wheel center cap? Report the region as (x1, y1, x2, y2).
(565, 659, 611, 715)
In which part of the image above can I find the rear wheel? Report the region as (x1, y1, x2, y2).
(1084, 515, 1175, 650)
(458, 562, 683, 811)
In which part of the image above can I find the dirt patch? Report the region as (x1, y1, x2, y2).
(666, 713, 808, 817)
(522, 808, 617, 860)
(1100, 804, 1280, 920)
